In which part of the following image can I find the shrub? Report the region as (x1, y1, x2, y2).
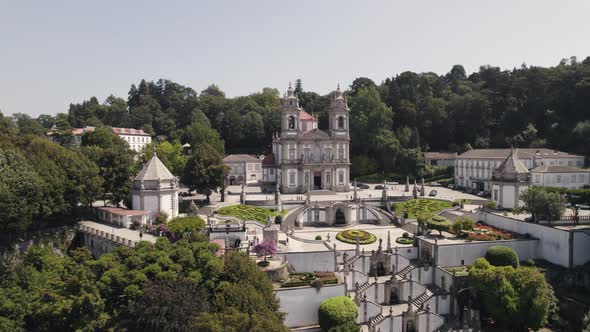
(275, 215, 282, 224)
(318, 296, 358, 331)
(451, 216, 474, 234)
(426, 215, 451, 235)
(485, 245, 519, 268)
(311, 279, 323, 289)
(402, 232, 409, 238)
(336, 230, 377, 245)
(315, 235, 323, 241)
(167, 216, 205, 237)
(522, 259, 536, 267)
(396, 237, 413, 245)
(215, 204, 287, 224)
(483, 201, 497, 209)
(155, 212, 169, 225)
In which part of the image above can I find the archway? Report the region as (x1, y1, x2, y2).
(376, 262, 385, 276)
(406, 320, 416, 332)
(334, 208, 346, 225)
(389, 287, 399, 305)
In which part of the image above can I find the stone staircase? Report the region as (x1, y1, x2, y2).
(358, 281, 371, 293)
(438, 325, 452, 332)
(412, 290, 431, 307)
(286, 263, 296, 273)
(397, 264, 414, 278)
(368, 313, 386, 328)
(345, 254, 361, 266)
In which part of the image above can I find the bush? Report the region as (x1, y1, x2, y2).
(402, 232, 409, 238)
(167, 216, 205, 237)
(311, 279, 323, 289)
(485, 245, 519, 268)
(274, 215, 282, 224)
(483, 201, 497, 209)
(215, 204, 287, 224)
(336, 230, 377, 245)
(451, 216, 474, 234)
(315, 235, 323, 241)
(396, 237, 413, 245)
(522, 259, 536, 267)
(426, 215, 451, 235)
(318, 296, 358, 331)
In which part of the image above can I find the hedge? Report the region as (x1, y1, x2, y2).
(336, 230, 377, 245)
(167, 216, 205, 237)
(485, 245, 519, 268)
(396, 237, 413, 245)
(318, 296, 358, 331)
(426, 215, 451, 235)
(393, 199, 452, 218)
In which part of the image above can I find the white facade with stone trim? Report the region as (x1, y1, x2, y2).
(131, 154, 179, 219)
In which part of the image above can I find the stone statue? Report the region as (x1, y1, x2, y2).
(405, 176, 410, 192)
(407, 296, 413, 312)
(441, 275, 447, 291)
(266, 215, 272, 228)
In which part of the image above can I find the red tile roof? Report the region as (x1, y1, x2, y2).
(111, 127, 150, 136)
(262, 153, 275, 166)
(299, 110, 316, 121)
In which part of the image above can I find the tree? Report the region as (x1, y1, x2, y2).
(139, 141, 186, 176)
(181, 122, 225, 155)
(0, 149, 45, 231)
(469, 258, 553, 331)
(451, 215, 474, 234)
(126, 278, 209, 332)
(167, 216, 205, 238)
(182, 143, 228, 202)
(426, 215, 451, 235)
(485, 245, 519, 268)
(318, 296, 358, 331)
(253, 240, 276, 262)
(520, 187, 565, 222)
(12, 113, 46, 136)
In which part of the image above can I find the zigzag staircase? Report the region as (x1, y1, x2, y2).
(368, 313, 386, 329)
(397, 264, 414, 278)
(412, 290, 431, 307)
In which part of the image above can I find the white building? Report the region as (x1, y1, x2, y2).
(223, 154, 263, 185)
(424, 152, 457, 168)
(490, 149, 531, 209)
(111, 127, 152, 152)
(131, 154, 179, 220)
(266, 83, 350, 194)
(47, 126, 151, 152)
(530, 165, 590, 189)
(455, 148, 584, 192)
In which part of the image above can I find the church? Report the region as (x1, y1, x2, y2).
(263, 83, 350, 194)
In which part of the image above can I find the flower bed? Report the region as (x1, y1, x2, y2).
(395, 237, 413, 245)
(336, 230, 377, 245)
(463, 223, 513, 241)
(281, 272, 338, 288)
(393, 199, 452, 218)
(215, 204, 288, 224)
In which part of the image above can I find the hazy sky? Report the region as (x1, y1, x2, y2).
(1, 0, 589, 116)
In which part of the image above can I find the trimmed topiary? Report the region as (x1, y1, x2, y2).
(336, 230, 377, 245)
(396, 237, 413, 245)
(315, 235, 323, 240)
(318, 296, 358, 331)
(485, 245, 519, 268)
(426, 215, 451, 235)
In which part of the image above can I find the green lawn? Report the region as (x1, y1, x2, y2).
(215, 204, 289, 224)
(393, 198, 452, 218)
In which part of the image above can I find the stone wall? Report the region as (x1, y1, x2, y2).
(275, 283, 346, 328)
(435, 239, 538, 267)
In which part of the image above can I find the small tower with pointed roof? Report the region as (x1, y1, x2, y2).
(328, 84, 350, 138)
(490, 148, 531, 209)
(131, 153, 179, 220)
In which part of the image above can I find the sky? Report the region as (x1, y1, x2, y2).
(1, 0, 589, 117)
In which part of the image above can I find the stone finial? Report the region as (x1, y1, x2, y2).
(441, 275, 446, 291)
(355, 281, 359, 290)
(327, 233, 331, 242)
(426, 303, 431, 312)
(374, 276, 378, 283)
(363, 293, 367, 302)
(407, 296, 413, 312)
(389, 306, 394, 316)
(409, 272, 413, 281)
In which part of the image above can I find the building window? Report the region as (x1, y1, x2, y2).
(568, 161, 573, 166)
(556, 175, 561, 183)
(325, 148, 332, 161)
(579, 174, 585, 182)
(247, 164, 253, 171)
(270, 169, 274, 175)
(304, 148, 310, 161)
(338, 116, 345, 129)
(338, 146, 344, 160)
(288, 116, 295, 129)
(289, 172, 295, 185)
(326, 172, 331, 184)
(571, 175, 577, 183)
(289, 147, 295, 160)
(338, 171, 344, 184)
(493, 190, 498, 201)
(535, 175, 541, 183)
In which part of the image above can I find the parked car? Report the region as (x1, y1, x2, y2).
(375, 185, 384, 190)
(447, 184, 455, 190)
(429, 190, 437, 197)
(476, 191, 486, 197)
(359, 184, 370, 189)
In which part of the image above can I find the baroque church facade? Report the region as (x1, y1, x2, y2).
(264, 83, 350, 194)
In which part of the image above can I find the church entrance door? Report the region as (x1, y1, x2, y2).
(313, 171, 322, 190)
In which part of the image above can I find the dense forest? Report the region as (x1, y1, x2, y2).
(3, 57, 590, 179)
